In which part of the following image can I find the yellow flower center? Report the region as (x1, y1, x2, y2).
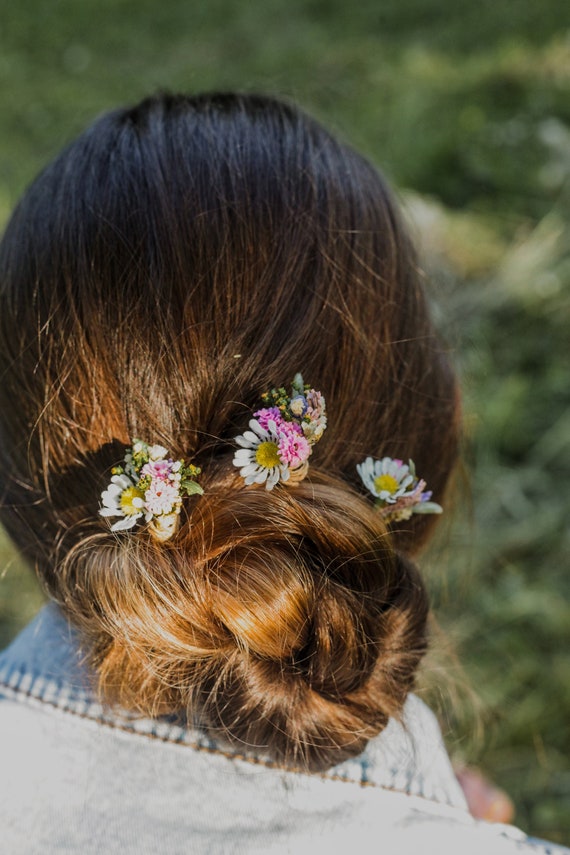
(374, 474, 399, 494)
(120, 486, 145, 515)
(255, 441, 281, 469)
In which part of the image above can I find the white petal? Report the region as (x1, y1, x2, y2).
(233, 457, 252, 472)
(104, 483, 123, 498)
(244, 429, 263, 444)
(240, 462, 260, 477)
(387, 459, 399, 477)
(101, 501, 121, 514)
(99, 507, 121, 518)
(266, 469, 280, 490)
(253, 468, 269, 484)
(234, 448, 254, 463)
(356, 460, 378, 496)
(111, 474, 133, 490)
(357, 458, 374, 483)
(110, 514, 141, 531)
(249, 419, 270, 440)
(235, 434, 257, 448)
(149, 445, 168, 460)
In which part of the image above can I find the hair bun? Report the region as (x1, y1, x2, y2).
(63, 473, 428, 771)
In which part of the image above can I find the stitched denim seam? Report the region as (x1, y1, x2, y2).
(0, 664, 453, 808)
(3, 673, 558, 852)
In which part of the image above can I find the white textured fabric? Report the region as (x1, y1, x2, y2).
(0, 605, 566, 855)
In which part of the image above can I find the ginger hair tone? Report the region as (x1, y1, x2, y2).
(0, 93, 458, 771)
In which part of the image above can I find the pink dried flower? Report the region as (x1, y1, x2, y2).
(278, 422, 311, 467)
(141, 459, 174, 481)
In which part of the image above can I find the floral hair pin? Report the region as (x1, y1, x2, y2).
(100, 440, 203, 541)
(357, 456, 442, 523)
(233, 373, 327, 491)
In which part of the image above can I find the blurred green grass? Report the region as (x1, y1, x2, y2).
(0, 0, 568, 844)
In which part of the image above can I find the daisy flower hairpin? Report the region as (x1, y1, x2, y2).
(100, 440, 203, 541)
(357, 456, 442, 523)
(233, 373, 327, 491)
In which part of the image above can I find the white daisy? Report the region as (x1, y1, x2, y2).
(99, 441, 203, 538)
(99, 473, 146, 531)
(233, 418, 290, 491)
(356, 456, 415, 503)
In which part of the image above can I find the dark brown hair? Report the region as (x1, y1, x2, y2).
(0, 93, 458, 770)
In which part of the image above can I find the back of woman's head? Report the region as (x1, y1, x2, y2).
(0, 92, 458, 770)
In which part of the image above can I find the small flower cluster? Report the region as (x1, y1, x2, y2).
(233, 373, 327, 490)
(100, 440, 203, 536)
(356, 456, 442, 522)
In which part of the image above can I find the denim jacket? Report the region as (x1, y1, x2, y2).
(0, 604, 567, 855)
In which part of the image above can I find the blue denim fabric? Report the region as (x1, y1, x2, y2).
(0, 604, 567, 854)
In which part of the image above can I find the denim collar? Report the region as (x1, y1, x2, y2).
(0, 603, 467, 810)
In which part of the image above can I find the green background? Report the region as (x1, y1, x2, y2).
(1, 0, 569, 843)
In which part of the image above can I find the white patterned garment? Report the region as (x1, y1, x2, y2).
(0, 605, 567, 855)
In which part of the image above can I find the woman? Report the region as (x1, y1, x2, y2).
(0, 92, 564, 853)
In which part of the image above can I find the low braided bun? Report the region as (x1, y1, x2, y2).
(60, 474, 428, 771)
